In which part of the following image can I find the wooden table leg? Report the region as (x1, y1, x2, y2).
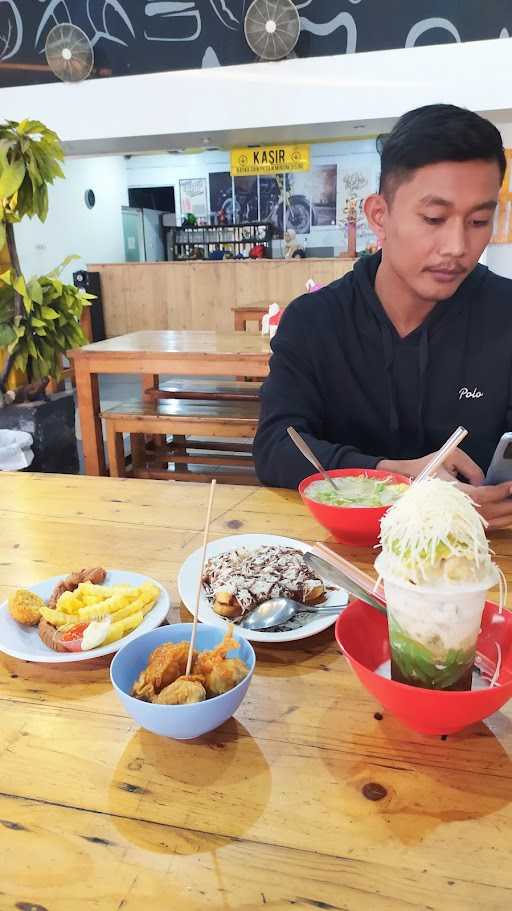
(106, 423, 125, 478)
(130, 433, 146, 475)
(234, 312, 245, 332)
(74, 360, 106, 476)
(141, 373, 166, 463)
(142, 373, 159, 403)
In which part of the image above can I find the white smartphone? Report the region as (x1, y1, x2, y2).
(485, 432, 512, 485)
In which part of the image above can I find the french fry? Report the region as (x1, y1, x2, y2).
(40, 606, 73, 627)
(109, 602, 142, 624)
(56, 590, 82, 614)
(77, 582, 133, 598)
(77, 592, 135, 621)
(102, 610, 144, 645)
(108, 589, 158, 625)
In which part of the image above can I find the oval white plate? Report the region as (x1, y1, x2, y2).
(0, 570, 170, 663)
(178, 534, 348, 643)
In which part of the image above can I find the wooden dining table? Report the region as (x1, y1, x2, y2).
(69, 330, 271, 477)
(2, 471, 512, 910)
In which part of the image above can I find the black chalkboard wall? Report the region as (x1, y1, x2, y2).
(2, 1, 511, 88)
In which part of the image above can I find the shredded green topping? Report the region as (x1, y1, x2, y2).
(306, 476, 408, 508)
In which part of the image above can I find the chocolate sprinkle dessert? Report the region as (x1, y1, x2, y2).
(202, 546, 325, 621)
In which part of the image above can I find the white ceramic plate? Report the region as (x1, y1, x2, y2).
(0, 570, 170, 663)
(177, 534, 348, 643)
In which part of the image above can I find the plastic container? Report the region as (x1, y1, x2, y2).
(379, 568, 496, 691)
(110, 623, 255, 740)
(299, 468, 410, 547)
(335, 599, 512, 735)
(0, 429, 33, 471)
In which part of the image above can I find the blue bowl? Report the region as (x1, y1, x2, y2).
(110, 623, 255, 740)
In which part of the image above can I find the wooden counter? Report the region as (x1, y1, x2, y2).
(88, 257, 356, 337)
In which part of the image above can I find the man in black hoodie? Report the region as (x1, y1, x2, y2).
(254, 104, 512, 527)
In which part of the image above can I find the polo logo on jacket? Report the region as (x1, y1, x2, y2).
(459, 386, 484, 400)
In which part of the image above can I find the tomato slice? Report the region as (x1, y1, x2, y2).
(60, 622, 89, 652)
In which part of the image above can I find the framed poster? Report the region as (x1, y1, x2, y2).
(340, 161, 378, 249)
(179, 178, 208, 220)
(209, 172, 234, 223)
(312, 164, 337, 226)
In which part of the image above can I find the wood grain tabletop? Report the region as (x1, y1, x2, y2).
(1, 472, 512, 911)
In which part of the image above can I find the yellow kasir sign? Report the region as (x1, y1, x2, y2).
(231, 144, 310, 177)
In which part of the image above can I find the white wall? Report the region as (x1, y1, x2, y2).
(14, 156, 128, 282)
(1, 39, 512, 155)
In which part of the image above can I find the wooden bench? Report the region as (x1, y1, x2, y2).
(101, 398, 260, 485)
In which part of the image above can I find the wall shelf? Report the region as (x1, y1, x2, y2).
(168, 222, 273, 260)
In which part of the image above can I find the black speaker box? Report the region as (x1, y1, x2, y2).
(73, 270, 106, 342)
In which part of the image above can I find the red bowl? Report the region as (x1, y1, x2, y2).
(298, 468, 410, 547)
(335, 599, 512, 735)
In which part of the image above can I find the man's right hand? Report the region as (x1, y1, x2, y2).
(377, 447, 484, 484)
(377, 448, 512, 529)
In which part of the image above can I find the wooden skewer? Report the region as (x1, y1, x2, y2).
(185, 479, 216, 676)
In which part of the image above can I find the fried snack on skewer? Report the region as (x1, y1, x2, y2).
(202, 657, 248, 698)
(131, 641, 195, 701)
(8, 590, 46, 626)
(153, 675, 206, 705)
(132, 627, 249, 703)
(49, 567, 106, 608)
(192, 625, 248, 697)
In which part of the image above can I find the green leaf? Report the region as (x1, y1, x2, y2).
(14, 351, 28, 372)
(37, 184, 49, 222)
(0, 157, 26, 198)
(30, 317, 46, 327)
(0, 323, 15, 346)
(13, 274, 27, 296)
(49, 254, 79, 277)
(27, 278, 43, 305)
(41, 305, 59, 319)
(0, 223, 5, 252)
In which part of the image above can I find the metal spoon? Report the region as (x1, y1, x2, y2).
(287, 426, 339, 492)
(239, 595, 347, 631)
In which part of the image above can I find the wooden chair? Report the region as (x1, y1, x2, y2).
(101, 398, 260, 485)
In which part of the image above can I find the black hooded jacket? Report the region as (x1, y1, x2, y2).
(253, 252, 512, 489)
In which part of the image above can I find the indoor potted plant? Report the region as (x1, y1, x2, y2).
(0, 118, 93, 472)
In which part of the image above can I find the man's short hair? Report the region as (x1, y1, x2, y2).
(378, 104, 506, 200)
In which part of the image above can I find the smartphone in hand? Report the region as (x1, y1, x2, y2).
(485, 432, 512, 485)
